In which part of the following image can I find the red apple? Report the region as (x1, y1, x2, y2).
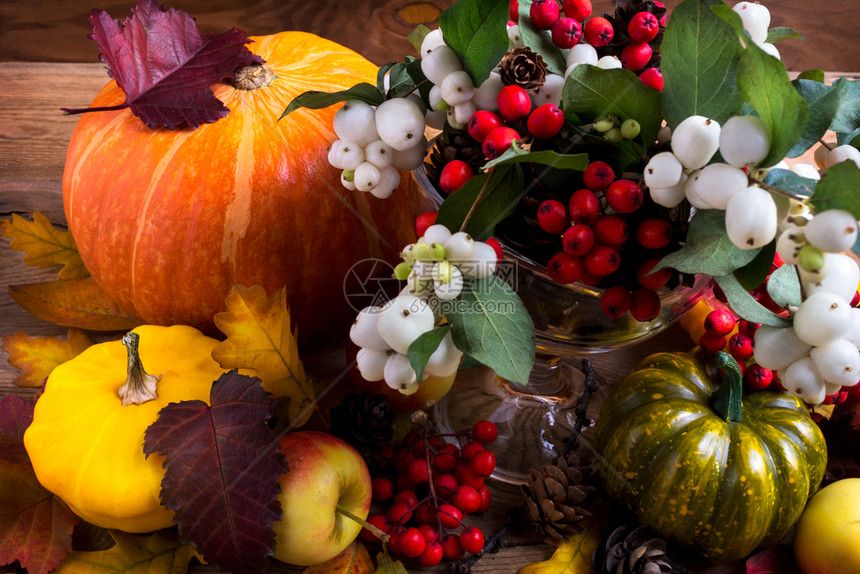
(347, 343, 458, 412)
(272, 431, 372, 566)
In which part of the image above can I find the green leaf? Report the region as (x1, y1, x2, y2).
(562, 66, 663, 148)
(438, 0, 510, 87)
(841, 128, 860, 147)
(516, 0, 567, 75)
(762, 168, 818, 199)
(434, 164, 524, 241)
(482, 141, 589, 172)
(765, 26, 804, 44)
(733, 240, 776, 291)
(375, 551, 409, 574)
(787, 79, 842, 157)
(831, 78, 860, 138)
(408, 24, 433, 55)
(386, 59, 423, 99)
(714, 274, 791, 327)
(767, 263, 803, 309)
(656, 210, 761, 276)
(809, 160, 860, 218)
(660, 0, 743, 129)
(444, 276, 536, 385)
(796, 69, 825, 83)
(407, 326, 451, 382)
(280, 83, 384, 118)
(734, 36, 809, 167)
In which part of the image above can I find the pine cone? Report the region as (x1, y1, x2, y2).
(521, 452, 597, 541)
(499, 47, 548, 91)
(329, 392, 396, 460)
(593, 525, 688, 574)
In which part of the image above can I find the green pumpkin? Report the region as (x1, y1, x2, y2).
(594, 352, 827, 562)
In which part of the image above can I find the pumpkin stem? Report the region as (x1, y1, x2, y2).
(711, 351, 743, 423)
(227, 63, 275, 90)
(118, 331, 161, 406)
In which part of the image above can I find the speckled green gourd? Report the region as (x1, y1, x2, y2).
(594, 351, 827, 562)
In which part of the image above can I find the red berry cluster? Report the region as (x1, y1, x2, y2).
(362, 420, 499, 566)
(537, 159, 682, 322)
(510, 0, 666, 87)
(697, 306, 774, 392)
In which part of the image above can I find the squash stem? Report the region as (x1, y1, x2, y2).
(118, 331, 160, 406)
(711, 351, 743, 422)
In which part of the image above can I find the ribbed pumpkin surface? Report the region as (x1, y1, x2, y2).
(63, 32, 415, 338)
(595, 352, 827, 562)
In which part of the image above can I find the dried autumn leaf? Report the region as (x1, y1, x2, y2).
(8, 278, 142, 331)
(143, 370, 287, 574)
(0, 396, 34, 466)
(0, 463, 78, 574)
(373, 551, 408, 574)
(517, 517, 602, 574)
(73, 0, 262, 129)
(1, 329, 92, 388)
(213, 284, 315, 426)
(52, 529, 200, 574)
(0, 212, 88, 280)
(302, 542, 375, 574)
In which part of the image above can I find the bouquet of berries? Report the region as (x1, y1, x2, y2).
(285, 0, 860, 406)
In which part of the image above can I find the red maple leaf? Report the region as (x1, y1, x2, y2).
(143, 370, 287, 574)
(67, 0, 262, 129)
(0, 396, 79, 574)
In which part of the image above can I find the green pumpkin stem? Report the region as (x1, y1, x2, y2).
(118, 331, 161, 406)
(711, 351, 743, 423)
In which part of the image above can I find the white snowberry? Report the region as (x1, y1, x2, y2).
(440, 70, 475, 106)
(369, 165, 401, 199)
(683, 171, 714, 210)
(421, 45, 463, 85)
(376, 294, 436, 354)
(566, 43, 598, 69)
(375, 97, 427, 151)
(507, 24, 524, 49)
(429, 84, 447, 111)
(472, 72, 503, 111)
(694, 163, 749, 210)
(443, 231, 477, 263)
(718, 115, 771, 168)
(782, 356, 826, 405)
(340, 171, 356, 191)
(776, 226, 805, 266)
(365, 140, 395, 168)
(356, 347, 390, 382)
(461, 241, 498, 278)
(328, 140, 365, 170)
(649, 172, 688, 208)
(759, 42, 780, 60)
(733, 1, 770, 45)
(533, 73, 565, 107)
(451, 101, 477, 128)
(801, 252, 860, 303)
(349, 306, 391, 351)
(391, 136, 429, 170)
(333, 100, 379, 147)
(644, 151, 684, 190)
(433, 262, 464, 301)
(753, 324, 812, 371)
(383, 352, 417, 390)
(424, 332, 464, 378)
(725, 185, 777, 249)
(420, 28, 446, 56)
(804, 209, 859, 253)
(422, 224, 453, 246)
(790, 162, 821, 181)
(671, 115, 721, 170)
(824, 145, 860, 169)
(596, 55, 622, 70)
(353, 161, 381, 192)
(810, 338, 860, 386)
(792, 291, 853, 347)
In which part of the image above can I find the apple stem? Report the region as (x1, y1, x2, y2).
(336, 504, 389, 543)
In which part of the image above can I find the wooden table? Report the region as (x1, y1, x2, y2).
(2, 1, 858, 572)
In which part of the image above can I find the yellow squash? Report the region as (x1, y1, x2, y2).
(24, 324, 227, 532)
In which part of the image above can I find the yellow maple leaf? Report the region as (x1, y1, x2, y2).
(212, 284, 315, 426)
(1, 212, 88, 280)
(1, 328, 92, 388)
(52, 529, 201, 574)
(518, 517, 602, 574)
(302, 542, 375, 574)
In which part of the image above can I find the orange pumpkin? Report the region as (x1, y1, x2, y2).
(63, 31, 416, 340)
